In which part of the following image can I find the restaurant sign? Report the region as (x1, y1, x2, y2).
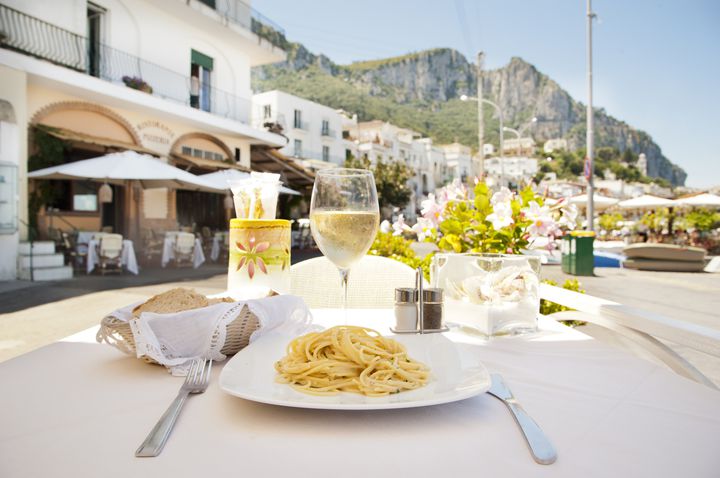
(137, 120, 175, 154)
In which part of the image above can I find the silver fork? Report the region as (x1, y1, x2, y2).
(135, 359, 212, 457)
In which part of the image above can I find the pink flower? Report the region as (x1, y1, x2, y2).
(392, 214, 411, 236)
(491, 187, 513, 206)
(411, 217, 435, 242)
(486, 201, 514, 230)
(420, 194, 444, 227)
(522, 201, 556, 238)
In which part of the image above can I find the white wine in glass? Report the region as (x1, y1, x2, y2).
(310, 169, 379, 310)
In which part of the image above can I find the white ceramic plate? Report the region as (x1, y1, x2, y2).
(219, 331, 491, 410)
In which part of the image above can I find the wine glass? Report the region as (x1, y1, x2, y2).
(310, 168, 380, 313)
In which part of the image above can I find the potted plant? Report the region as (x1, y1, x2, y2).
(122, 76, 153, 94)
(375, 179, 578, 336)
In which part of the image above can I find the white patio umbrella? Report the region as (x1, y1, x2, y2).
(567, 193, 619, 211)
(675, 193, 720, 208)
(199, 169, 301, 196)
(28, 150, 220, 192)
(617, 194, 676, 209)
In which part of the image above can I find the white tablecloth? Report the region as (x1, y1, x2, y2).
(161, 236, 205, 268)
(86, 239, 139, 275)
(0, 310, 718, 478)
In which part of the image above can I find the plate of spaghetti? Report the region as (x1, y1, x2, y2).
(219, 325, 491, 410)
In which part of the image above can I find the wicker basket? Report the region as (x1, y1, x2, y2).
(98, 305, 260, 365)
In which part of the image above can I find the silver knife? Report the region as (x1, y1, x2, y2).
(487, 373, 557, 465)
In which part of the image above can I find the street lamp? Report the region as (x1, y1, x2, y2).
(460, 94, 505, 186)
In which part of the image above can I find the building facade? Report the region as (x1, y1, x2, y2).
(484, 156, 538, 186)
(252, 90, 347, 168)
(0, 0, 287, 279)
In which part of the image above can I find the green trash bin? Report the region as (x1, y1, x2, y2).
(568, 232, 595, 276)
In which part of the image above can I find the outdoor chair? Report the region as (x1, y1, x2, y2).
(539, 283, 720, 389)
(141, 229, 164, 263)
(290, 255, 420, 308)
(61, 232, 86, 273)
(98, 233, 124, 275)
(174, 232, 196, 267)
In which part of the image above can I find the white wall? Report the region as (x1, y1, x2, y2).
(253, 91, 346, 165)
(3, 0, 87, 35)
(0, 65, 26, 280)
(8, 0, 257, 120)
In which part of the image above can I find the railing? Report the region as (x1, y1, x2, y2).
(0, 4, 251, 123)
(201, 0, 287, 50)
(292, 120, 310, 131)
(321, 128, 336, 138)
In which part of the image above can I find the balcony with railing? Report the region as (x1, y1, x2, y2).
(197, 0, 288, 51)
(321, 127, 337, 138)
(0, 4, 251, 123)
(292, 120, 310, 131)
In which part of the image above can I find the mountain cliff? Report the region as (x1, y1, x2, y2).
(253, 45, 686, 186)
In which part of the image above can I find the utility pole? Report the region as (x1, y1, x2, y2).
(586, 0, 596, 231)
(476, 51, 485, 177)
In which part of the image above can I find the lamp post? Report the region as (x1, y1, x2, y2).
(586, 0, 597, 231)
(461, 94, 504, 186)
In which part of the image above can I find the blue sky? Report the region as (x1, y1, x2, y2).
(254, 0, 720, 188)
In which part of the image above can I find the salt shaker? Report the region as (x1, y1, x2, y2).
(394, 288, 417, 331)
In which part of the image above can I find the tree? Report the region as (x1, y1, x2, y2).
(622, 148, 637, 164)
(344, 155, 412, 210)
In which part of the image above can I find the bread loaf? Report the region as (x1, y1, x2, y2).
(132, 288, 233, 317)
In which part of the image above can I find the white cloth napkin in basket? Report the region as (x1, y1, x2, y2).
(99, 295, 315, 375)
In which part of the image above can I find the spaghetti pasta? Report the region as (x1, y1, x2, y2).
(274, 326, 430, 396)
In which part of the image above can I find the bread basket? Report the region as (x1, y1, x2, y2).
(97, 304, 260, 365)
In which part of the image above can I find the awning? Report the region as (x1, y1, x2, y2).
(251, 146, 315, 191)
(36, 125, 157, 155)
(171, 153, 250, 173)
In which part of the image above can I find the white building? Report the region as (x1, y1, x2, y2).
(502, 137, 535, 155)
(543, 138, 568, 153)
(0, 0, 287, 279)
(438, 143, 473, 182)
(252, 90, 347, 167)
(484, 156, 538, 186)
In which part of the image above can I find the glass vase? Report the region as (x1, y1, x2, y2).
(431, 253, 541, 337)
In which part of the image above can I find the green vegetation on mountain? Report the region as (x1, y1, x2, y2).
(253, 43, 686, 186)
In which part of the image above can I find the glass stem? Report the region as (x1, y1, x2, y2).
(339, 267, 349, 324)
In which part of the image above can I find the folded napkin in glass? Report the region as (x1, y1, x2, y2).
(97, 292, 315, 375)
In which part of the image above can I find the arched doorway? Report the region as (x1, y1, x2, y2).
(29, 101, 142, 238)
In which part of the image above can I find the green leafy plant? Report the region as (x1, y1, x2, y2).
(345, 155, 412, 210)
(540, 279, 586, 327)
(683, 208, 720, 232)
(368, 231, 432, 280)
(28, 125, 68, 233)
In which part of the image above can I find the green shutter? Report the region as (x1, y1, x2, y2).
(191, 49, 214, 71)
